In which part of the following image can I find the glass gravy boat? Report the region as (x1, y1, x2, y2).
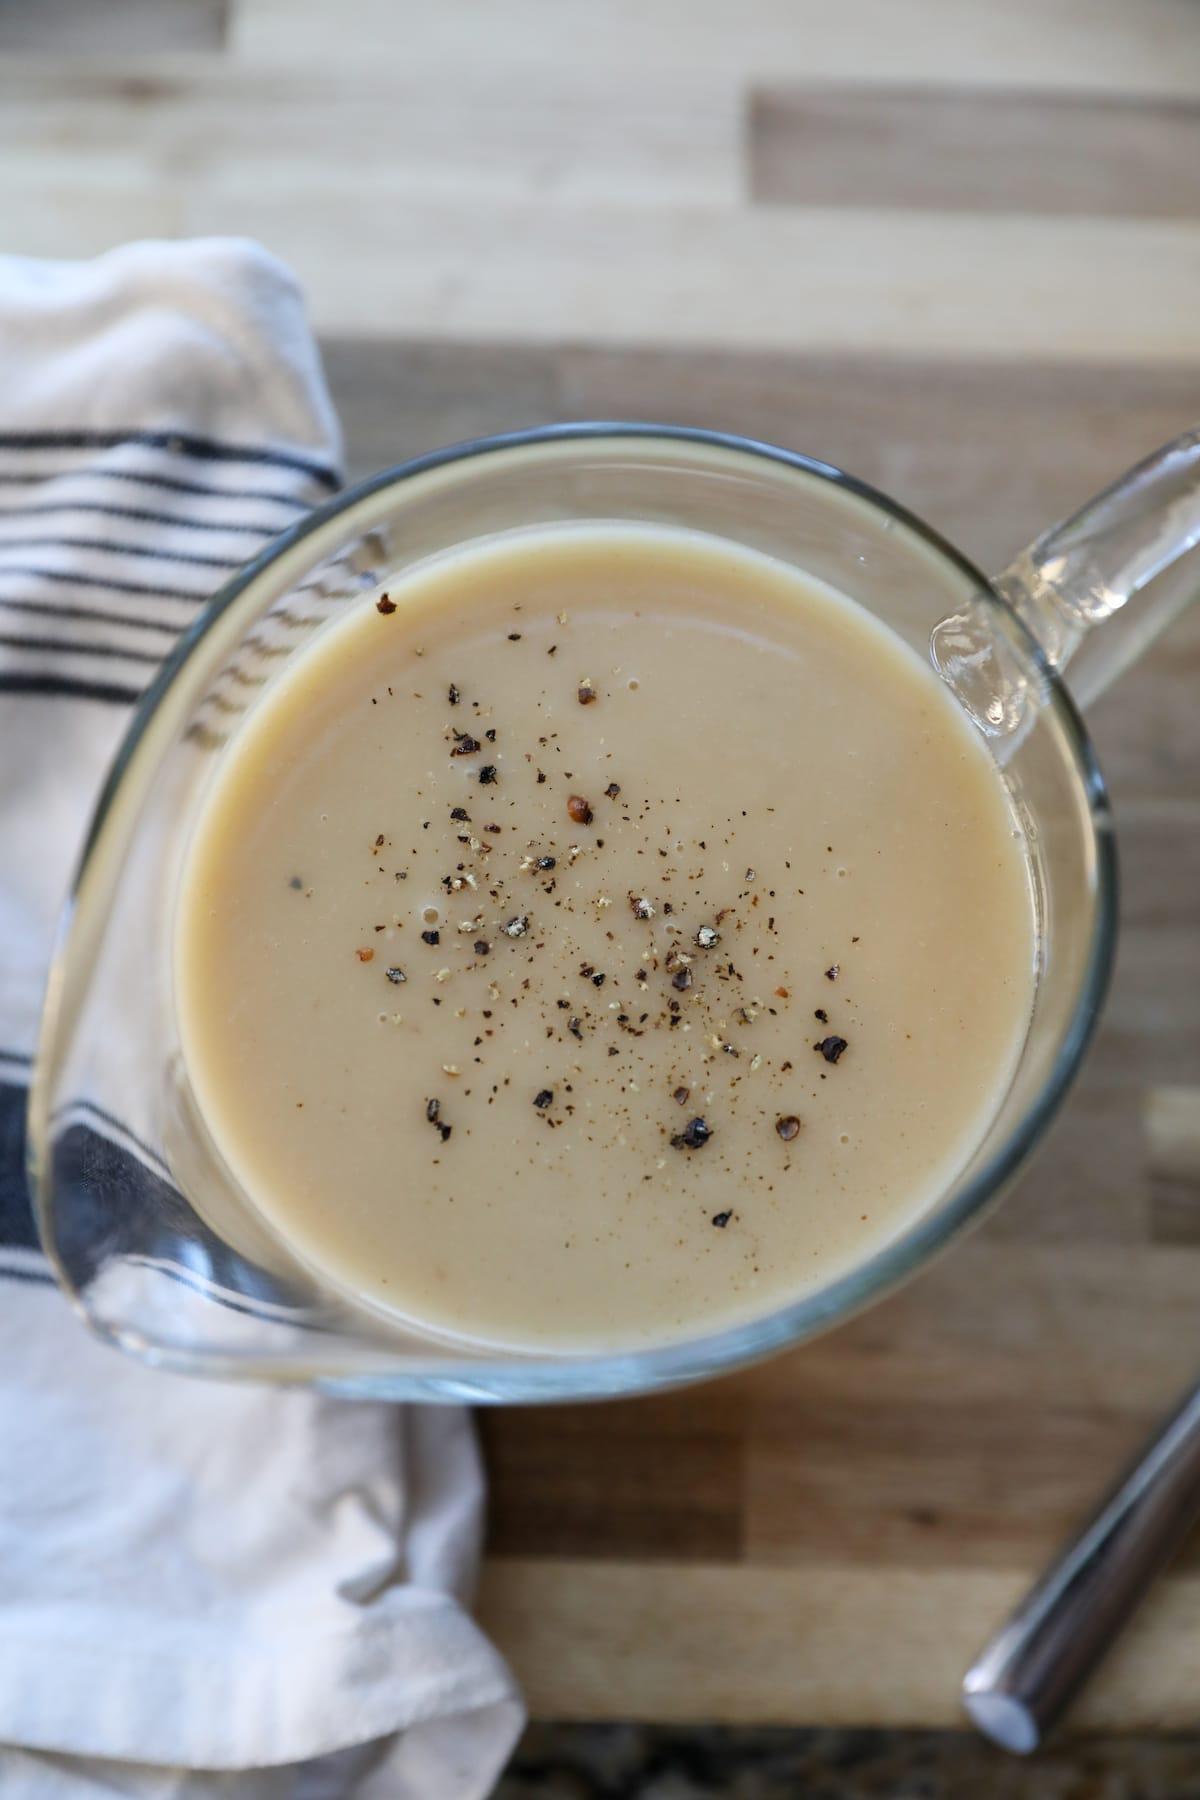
(28, 423, 1200, 1401)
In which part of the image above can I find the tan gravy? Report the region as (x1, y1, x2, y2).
(175, 525, 1036, 1350)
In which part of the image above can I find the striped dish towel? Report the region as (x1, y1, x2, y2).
(0, 241, 522, 1799)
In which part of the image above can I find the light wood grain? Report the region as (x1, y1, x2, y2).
(751, 87, 1200, 218)
(479, 1559, 1200, 1730)
(1147, 1084, 1200, 1244)
(230, 0, 1200, 101)
(141, 199, 1200, 360)
(0, 187, 180, 259)
(9, 181, 1199, 361)
(0, 66, 739, 206)
(740, 1245, 1200, 1570)
(1148, 1087, 1200, 1186)
(8, 6, 1199, 362)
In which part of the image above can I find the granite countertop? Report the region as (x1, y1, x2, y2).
(499, 1725, 1200, 1798)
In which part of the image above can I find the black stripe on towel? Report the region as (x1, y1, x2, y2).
(0, 671, 144, 706)
(0, 535, 241, 572)
(0, 430, 339, 490)
(0, 564, 212, 603)
(0, 499, 287, 536)
(0, 470, 312, 510)
(0, 632, 163, 665)
(0, 598, 184, 636)
(0, 1083, 37, 1252)
(0, 1262, 54, 1287)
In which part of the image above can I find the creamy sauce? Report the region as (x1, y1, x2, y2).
(175, 525, 1036, 1350)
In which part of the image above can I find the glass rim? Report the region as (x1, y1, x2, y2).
(33, 422, 1119, 1397)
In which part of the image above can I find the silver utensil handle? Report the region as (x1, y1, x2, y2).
(962, 1380, 1200, 1752)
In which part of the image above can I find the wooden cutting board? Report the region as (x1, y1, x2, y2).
(461, 347, 1200, 1733)
(322, 340, 1200, 1732)
(9, 0, 1200, 1732)
(317, 336, 1200, 1732)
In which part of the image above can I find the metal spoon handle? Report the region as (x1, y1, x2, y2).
(963, 1380, 1200, 1753)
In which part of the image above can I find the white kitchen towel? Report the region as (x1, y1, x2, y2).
(0, 240, 523, 1798)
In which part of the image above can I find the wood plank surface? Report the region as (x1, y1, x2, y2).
(230, 0, 1200, 101)
(0, 0, 227, 53)
(0, 66, 740, 206)
(324, 343, 1200, 580)
(750, 87, 1200, 218)
(6, 0, 1200, 1737)
(8, 187, 1197, 362)
(478, 1560, 1200, 1729)
(363, 337, 1200, 1725)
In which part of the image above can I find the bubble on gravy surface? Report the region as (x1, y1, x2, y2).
(175, 525, 1037, 1351)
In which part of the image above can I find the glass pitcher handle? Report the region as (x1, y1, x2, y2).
(992, 427, 1200, 710)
